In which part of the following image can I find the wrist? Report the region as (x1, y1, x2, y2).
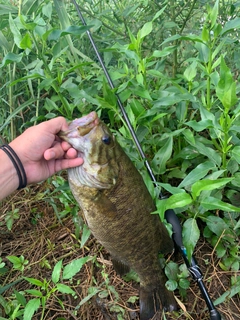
(1, 144, 27, 189)
(0, 148, 20, 200)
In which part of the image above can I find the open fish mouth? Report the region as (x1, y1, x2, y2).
(58, 111, 99, 140)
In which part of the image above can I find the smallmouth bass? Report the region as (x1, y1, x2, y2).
(59, 111, 177, 319)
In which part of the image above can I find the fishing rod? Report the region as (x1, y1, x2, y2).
(71, 1, 222, 319)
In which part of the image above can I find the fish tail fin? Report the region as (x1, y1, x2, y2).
(140, 284, 177, 319)
(139, 286, 160, 320)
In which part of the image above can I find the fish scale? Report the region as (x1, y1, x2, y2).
(59, 111, 178, 319)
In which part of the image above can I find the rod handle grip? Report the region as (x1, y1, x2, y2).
(210, 309, 222, 320)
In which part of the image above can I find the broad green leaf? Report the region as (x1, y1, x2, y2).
(20, 32, 32, 49)
(25, 289, 43, 297)
(23, 298, 40, 320)
(23, 277, 44, 287)
(184, 61, 197, 82)
(132, 88, 152, 100)
(165, 280, 178, 291)
(186, 119, 213, 132)
(165, 192, 193, 210)
(152, 46, 176, 58)
(201, 196, 240, 212)
(165, 261, 179, 281)
(52, 260, 62, 284)
(62, 256, 92, 280)
(195, 42, 210, 63)
(188, 139, 221, 166)
(42, 2, 52, 19)
(0, 53, 23, 67)
(56, 283, 76, 295)
(216, 56, 237, 109)
(48, 26, 90, 41)
(152, 137, 172, 174)
(9, 14, 22, 48)
(231, 146, 240, 163)
(182, 218, 200, 261)
(179, 161, 216, 188)
(152, 6, 167, 21)
(158, 183, 185, 195)
(209, 0, 219, 30)
(221, 17, 240, 35)
(0, 31, 11, 51)
(139, 21, 152, 39)
(14, 290, 27, 306)
(81, 224, 91, 248)
(206, 216, 229, 236)
(191, 178, 233, 200)
(179, 278, 190, 290)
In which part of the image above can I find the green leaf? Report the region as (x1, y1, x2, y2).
(231, 146, 240, 163)
(62, 256, 92, 280)
(132, 88, 152, 100)
(23, 277, 44, 287)
(165, 280, 178, 291)
(182, 218, 200, 261)
(201, 197, 240, 212)
(139, 21, 152, 39)
(81, 224, 91, 248)
(14, 290, 26, 306)
(25, 289, 43, 297)
(152, 137, 172, 174)
(221, 17, 240, 35)
(23, 298, 40, 320)
(216, 56, 238, 109)
(206, 216, 228, 236)
(179, 278, 190, 290)
(209, 0, 219, 29)
(186, 119, 214, 132)
(165, 193, 193, 210)
(56, 283, 76, 296)
(52, 260, 62, 284)
(0, 52, 23, 67)
(184, 61, 197, 82)
(48, 26, 90, 41)
(78, 287, 101, 306)
(179, 161, 216, 188)
(20, 32, 32, 49)
(191, 178, 233, 200)
(9, 13, 22, 48)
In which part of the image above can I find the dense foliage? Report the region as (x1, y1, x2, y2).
(0, 0, 240, 318)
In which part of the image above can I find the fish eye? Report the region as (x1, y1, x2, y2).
(102, 135, 111, 145)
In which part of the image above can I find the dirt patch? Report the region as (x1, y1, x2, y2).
(0, 179, 239, 319)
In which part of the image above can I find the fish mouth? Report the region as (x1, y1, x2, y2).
(58, 111, 100, 141)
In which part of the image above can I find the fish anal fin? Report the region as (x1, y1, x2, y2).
(111, 257, 130, 276)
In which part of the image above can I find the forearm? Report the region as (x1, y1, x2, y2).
(0, 149, 19, 201)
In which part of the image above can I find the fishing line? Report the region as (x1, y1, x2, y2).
(71, 0, 158, 188)
(70, 1, 222, 319)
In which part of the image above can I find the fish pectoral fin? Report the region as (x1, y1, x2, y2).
(111, 257, 130, 276)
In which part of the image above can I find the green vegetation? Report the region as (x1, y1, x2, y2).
(0, 0, 240, 318)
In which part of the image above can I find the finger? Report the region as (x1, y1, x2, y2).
(44, 143, 65, 160)
(66, 148, 78, 159)
(61, 141, 73, 152)
(55, 158, 84, 172)
(39, 116, 70, 136)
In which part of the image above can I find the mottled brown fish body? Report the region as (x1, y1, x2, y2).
(60, 112, 177, 319)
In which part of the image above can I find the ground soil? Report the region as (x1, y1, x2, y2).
(0, 179, 239, 320)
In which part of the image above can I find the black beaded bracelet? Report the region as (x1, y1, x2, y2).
(0, 144, 27, 189)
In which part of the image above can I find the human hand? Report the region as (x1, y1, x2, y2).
(9, 117, 83, 184)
